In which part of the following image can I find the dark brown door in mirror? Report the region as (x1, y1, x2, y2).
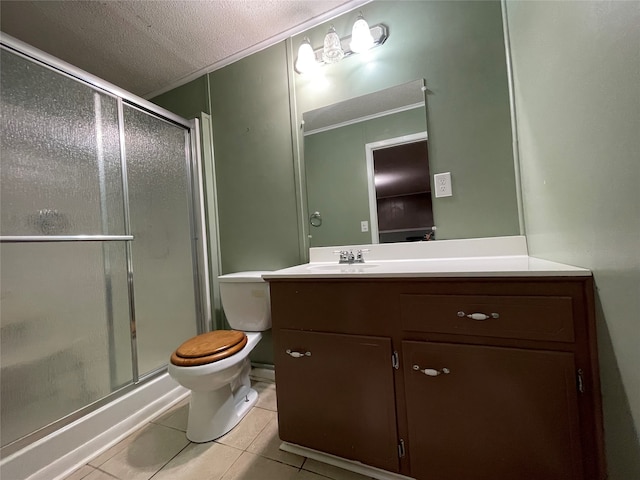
(373, 140, 434, 243)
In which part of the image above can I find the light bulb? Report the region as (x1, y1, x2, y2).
(350, 14, 374, 53)
(322, 25, 344, 64)
(295, 38, 318, 74)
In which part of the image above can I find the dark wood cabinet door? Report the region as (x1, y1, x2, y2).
(402, 341, 583, 480)
(275, 330, 399, 472)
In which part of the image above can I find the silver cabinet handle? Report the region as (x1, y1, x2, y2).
(457, 311, 499, 320)
(413, 365, 450, 376)
(286, 349, 311, 358)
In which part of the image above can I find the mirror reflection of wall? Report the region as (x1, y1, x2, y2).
(304, 81, 428, 247)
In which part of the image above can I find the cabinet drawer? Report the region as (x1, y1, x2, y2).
(269, 281, 395, 335)
(400, 294, 575, 342)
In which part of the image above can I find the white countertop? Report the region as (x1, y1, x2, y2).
(262, 236, 591, 280)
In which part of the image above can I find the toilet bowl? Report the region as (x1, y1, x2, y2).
(168, 271, 271, 443)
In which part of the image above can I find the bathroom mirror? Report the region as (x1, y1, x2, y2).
(295, 0, 522, 248)
(303, 80, 434, 247)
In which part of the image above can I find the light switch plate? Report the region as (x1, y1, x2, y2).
(361, 220, 369, 232)
(434, 172, 452, 198)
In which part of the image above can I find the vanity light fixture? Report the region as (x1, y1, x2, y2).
(294, 14, 388, 75)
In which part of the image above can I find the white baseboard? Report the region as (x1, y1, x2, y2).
(1, 373, 188, 480)
(280, 442, 416, 480)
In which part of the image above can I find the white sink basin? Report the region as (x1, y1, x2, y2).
(307, 263, 380, 272)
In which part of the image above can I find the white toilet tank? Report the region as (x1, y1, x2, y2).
(218, 271, 272, 332)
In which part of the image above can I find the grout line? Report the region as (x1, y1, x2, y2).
(152, 422, 188, 434)
(150, 422, 189, 434)
(217, 447, 253, 480)
(148, 441, 192, 479)
(213, 439, 246, 452)
(65, 464, 96, 480)
(217, 449, 239, 480)
(263, 456, 309, 470)
(243, 408, 273, 452)
(94, 466, 122, 479)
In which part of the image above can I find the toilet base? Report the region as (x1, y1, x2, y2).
(186, 384, 258, 443)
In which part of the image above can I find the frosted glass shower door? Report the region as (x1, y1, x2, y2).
(0, 45, 204, 450)
(0, 243, 131, 447)
(0, 49, 133, 447)
(0, 50, 125, 236)
(123, 105, 199, 375)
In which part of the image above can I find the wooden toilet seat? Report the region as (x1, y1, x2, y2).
(170, 330, 248, 366)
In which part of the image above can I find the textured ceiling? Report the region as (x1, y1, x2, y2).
(0, 0, 366, 98)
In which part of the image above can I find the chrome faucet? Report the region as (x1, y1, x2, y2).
(335, 249, 368, 264)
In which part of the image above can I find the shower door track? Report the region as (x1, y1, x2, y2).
(0, 365, 169, 458)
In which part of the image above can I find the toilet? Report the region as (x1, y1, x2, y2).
(168, 271, 271, 443)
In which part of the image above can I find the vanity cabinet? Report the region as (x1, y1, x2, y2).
(268, 277, 604, 480)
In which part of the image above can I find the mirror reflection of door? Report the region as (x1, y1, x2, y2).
(303, 80, 429, 248)
(367, 135, 435, 243)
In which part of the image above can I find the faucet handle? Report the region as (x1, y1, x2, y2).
(333, 250, 351, 264)
(354, 248, 370, 263)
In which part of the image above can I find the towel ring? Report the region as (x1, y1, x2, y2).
(310, 211, 322, 227)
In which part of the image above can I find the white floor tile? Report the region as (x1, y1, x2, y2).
(152, 441, 242, 480)
(214, 407, 272, 451)
(62, 465, 97, 480)
(220, 451, 300, 480)
(152, 400, 189, 432)
(98, 423, 190, 480)
(253, 381, 278, 411)
(294, 470, 330, 480)
(247, 411, 305, 468)
(81, 468, 121, 480)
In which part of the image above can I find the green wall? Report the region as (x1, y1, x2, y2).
(207, 42, 301, 275)
(151, 0, 521, 367)
(305, 107, 427, 246)
(506, 1, 640, 478)
(151, 75, 210, 118)
(294, 0, 520, 240)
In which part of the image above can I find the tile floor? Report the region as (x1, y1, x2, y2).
(63, 381, 376, 480)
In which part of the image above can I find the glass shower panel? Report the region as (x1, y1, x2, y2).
(0, 49, 125, 236)
(124, 106, 198, 375)
(0, 242, 131, 447)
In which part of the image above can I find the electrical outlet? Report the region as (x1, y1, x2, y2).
(361, 220, 369, 232)
(434, 172, 452, 198)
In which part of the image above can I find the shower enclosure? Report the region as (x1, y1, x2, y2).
(0, 39, 208, 455)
